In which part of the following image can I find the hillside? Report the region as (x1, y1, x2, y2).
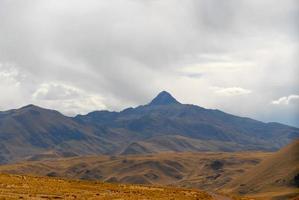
(0, 105, 119, 164)
(0, 91, 298, 164)
(222, 139, 299, 200)
(0, 173, 214, 200)
(0, 152, 270, 191)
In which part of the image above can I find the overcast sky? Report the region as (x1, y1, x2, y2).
(0, 0, 298, 126)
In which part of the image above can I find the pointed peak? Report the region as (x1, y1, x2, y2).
(20, 104, 41, 110)
(149, 91, 180, 106)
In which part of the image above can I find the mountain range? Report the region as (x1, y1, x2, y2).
(0, 91, 298, 164)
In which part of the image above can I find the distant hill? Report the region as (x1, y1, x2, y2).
(0, 105, 118, 163)
(0, 151, 270, 191)
(0, 91, 298, 163)
(222, 139, 299, 200)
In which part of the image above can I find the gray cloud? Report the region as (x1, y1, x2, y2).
(0, 0, 298, 126)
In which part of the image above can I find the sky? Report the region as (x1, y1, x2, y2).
(0, 0, 298, 127)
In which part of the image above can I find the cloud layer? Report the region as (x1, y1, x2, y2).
(0, 0, 298, 126)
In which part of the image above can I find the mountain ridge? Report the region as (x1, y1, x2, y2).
(0, 91, 298, 164)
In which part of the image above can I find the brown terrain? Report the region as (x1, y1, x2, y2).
(221, 139, 299, 200)
(0, 140, 297, 199)
(0, 151, 270, 191)
(0, 173, 213, 200)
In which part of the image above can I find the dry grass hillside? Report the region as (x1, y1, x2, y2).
(222, 139, 299, 200)
(0, 152, 270, 191)
(0, 173, 214, 200)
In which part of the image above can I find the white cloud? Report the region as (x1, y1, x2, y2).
(0, 63, 21, 86)
(32, 82, 106, 115)
(0, 63, 27, 110)
(33, 83, 81, 100)
(180, 60, 255, 75)
(212, 87, 252, 96)
(271, 95, 299, 105)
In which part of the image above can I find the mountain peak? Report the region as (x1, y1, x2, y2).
(21, 104, 38, 109)
(19, 104, 42, 111)
(149, 91, 180, 106)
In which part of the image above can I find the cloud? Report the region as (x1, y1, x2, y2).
(33, 83, 81, 100)
(0, 63, 27, 109)
(0, 0, 297, 126)
(272, 95, 299, 105)
(32, 82, 106, 115)
(212, 87, 252, 96)
(0, 63, 22, 86)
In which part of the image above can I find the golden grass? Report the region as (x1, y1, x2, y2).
(0, 173, 213, 200)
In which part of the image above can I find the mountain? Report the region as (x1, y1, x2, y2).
(0, 105, 118, 163)
(75, 91, 299, 152)
(0, 91, 298, 164)
(222, 139, 299, 200)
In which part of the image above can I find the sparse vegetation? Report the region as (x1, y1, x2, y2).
(0, 152, 269, 191)
(0, 173, 213, 200)
(221, 139, 299, 200)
